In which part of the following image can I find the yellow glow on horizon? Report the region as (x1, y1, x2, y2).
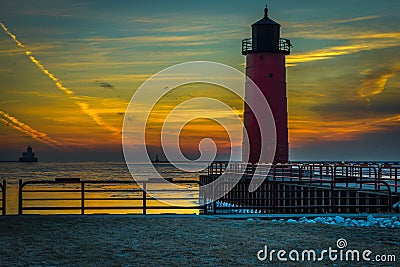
(143, 84, 243, 153)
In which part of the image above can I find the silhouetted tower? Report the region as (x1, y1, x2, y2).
(242, 4, 291, 164)
(19, 145, 38, 162)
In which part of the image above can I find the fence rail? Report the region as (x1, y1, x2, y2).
(0, 180, 5, 215)
(19, 179, 205, 215)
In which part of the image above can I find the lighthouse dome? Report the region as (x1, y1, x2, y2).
(251, 5, 281, 53)
(252, 6, 281, 26)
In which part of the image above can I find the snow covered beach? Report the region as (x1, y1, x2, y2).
(0, 215, 399, 266)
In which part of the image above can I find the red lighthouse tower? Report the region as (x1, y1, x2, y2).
(242, 5, 291, 164)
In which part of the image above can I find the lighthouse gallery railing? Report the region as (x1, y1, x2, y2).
(242, 38, 291, 55)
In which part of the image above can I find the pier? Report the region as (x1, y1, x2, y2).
(201, 162, 400, 214)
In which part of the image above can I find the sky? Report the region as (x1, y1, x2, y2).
(0, 0, 399, 162)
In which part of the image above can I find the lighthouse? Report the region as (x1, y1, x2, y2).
(242, 5, 291, 164)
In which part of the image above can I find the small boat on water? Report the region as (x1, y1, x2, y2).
(19, 146, 38, 162)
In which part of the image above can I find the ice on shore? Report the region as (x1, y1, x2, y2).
(212, 201, 260, 214)
(277, 215, 400, 228)
(208, 201, 399, 228)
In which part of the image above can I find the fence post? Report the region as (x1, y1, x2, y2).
(203, 201, 208, 215)
(330, 179, 335, 213)
(2, 180, 6, 215)
(299, 165, 303, 180)
(199, 182, 207, 215)
(386, 182, 392, 212)
(81, 182, 85, 215)
(377, 167, 382, 191)
(213, 200, 217, 214)
(18, 179, 23, 215)
(142, 182, 147, 215)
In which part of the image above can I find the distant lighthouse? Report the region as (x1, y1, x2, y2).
(19, 146, 38, 162)
(242, 4, 291, 164)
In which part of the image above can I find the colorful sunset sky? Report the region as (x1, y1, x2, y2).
(0, 0, 399, 162)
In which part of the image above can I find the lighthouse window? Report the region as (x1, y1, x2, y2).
(268, 73, 274, 78)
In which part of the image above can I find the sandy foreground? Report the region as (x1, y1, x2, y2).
(0, 215, 399, 266)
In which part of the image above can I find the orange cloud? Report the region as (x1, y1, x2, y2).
(358, 68, 398, 101)
(289, 114, 400, 147)
(287, 43, 386, 65)
(0, 110, 63, 148)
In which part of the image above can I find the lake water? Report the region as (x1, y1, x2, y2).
(0, 162, 208, 215)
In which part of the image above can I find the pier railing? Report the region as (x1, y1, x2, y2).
(0, 180, 5, 215)
(378, 164, 400, 193)
(207, 162, 400, 193)
(201, 162, 399, 213)
(208, 179, 393, 214)
(214, 180, 392, 213)
(18, 179, 205, 215)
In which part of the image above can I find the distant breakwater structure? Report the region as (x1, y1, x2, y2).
(0, 146, 38, 163)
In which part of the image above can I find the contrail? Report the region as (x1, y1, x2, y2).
(0, 22, 73, 96)
(0, 21, 120, 134)
(0, 110, 63, 148)
(77, 102, 121, 134)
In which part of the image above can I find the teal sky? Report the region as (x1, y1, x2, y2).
(0, 0, 399, 162)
